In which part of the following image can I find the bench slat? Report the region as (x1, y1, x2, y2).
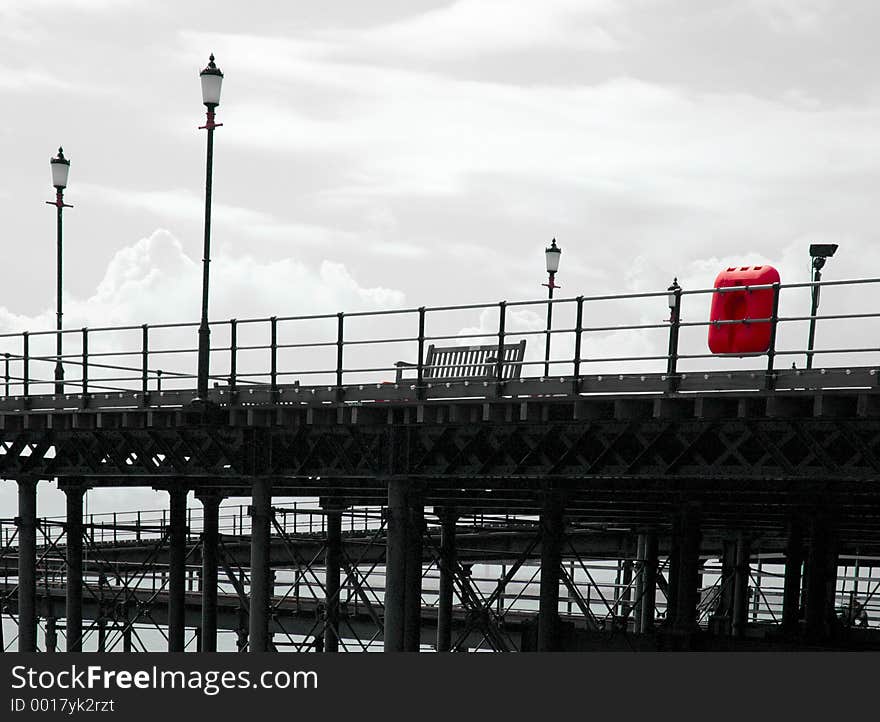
(415, 340, 526, 383)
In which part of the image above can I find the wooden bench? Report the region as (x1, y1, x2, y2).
(395, 340, 527, 383)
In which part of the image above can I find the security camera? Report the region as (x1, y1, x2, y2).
(809, 243, 838, 259)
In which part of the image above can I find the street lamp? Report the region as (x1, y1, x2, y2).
(196, 54, 224, 402)
(543, 238, 561, 377)
(47, 147, 72, 395)
(667, 277, 682, 378)
(806, 243, 838, 370)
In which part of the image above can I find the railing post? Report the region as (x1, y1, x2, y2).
(495, 301, 507, 396)
(766, 282, 781, 391)
(336, 312, 345, 403)
(416, 307, 426, 401)
(80, 328, 89, 408)
(270, 316, 278, 401)
(572, 296, 584, 396)
(22, 332, 29, 399)
(229, 319, 237, 392)
(4, 352, 9, 397)
(666, 280, 682, 393)
(141, 325, 150, 405)
(157, 369, 163, 393)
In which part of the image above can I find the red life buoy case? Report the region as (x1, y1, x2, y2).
(708, 265, 780, 355)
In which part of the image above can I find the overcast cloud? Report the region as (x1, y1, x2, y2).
(2, 0, 880, 515)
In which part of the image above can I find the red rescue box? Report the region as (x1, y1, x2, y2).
(708, 265, 780, 355)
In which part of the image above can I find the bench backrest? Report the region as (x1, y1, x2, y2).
(424, 340, 526, 381)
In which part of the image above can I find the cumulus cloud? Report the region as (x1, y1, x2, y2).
(0, 229, 407, 394)
(0, 228, 404, 331)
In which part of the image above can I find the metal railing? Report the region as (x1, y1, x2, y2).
(5, 551, 879, 652)
(6, 503, 880, 652)
(0, 504, 534, 550)
(0, 275, 878, 409)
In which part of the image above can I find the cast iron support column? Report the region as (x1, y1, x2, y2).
(804, 514, 838, 642)
(168, 485, 187, 652)
(404, 494, 424, 652)
(731, 533, 750, 638)
(97, 574, 107, 652)
(538, 492, 563, 651)
(236, 607, 248, 652)
(620, 557, 634, 624)
(782, 520, 804, 638)
(64, 485, 84, 652)
(45, 616, 58, 653)
(97, 618, 107, 652)
(200, 494, 221, 653)
(666, 514, 682, 625)
(17, 477, 38, 652)
(640, 532, 658, 633)
(248, 478, 272, 652)
(673, 505, 701, 636)
(123, 617, 133, 653)
(633, 534, 646, 634)
(384, 479, 408, 652)
(437, 509, 458, 652)
(719, 539, 736, 631)
(323, 501, 343, 653)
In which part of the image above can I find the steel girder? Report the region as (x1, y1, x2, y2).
(0, 417, 878, 481)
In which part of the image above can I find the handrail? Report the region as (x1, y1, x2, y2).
(0, 275, 877, 406)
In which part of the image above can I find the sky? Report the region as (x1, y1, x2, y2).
(3, 0, 880, 516)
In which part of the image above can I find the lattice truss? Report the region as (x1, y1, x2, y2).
(0, 518, 195, 652)
(0, 417, 878, 478)
(0, 508, 684, 653)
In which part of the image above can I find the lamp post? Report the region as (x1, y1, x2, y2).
(47, 148, 72, 395)
(806, 243, 838, 370)
(543, 239, 561, 377)
(667, 278, 682, 378)
(196, 54, 224, 402)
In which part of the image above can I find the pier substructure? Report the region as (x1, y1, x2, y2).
(322, 499, 344, 653)
(436, 509, 458, 652)
(17, 477, 38, 652)
(384, 479, 408, 652)
(248, 478, 273, 652)
(639, 531, 658, 633)
(804, 514, 839, 642)
(97, 616, 107, 652)
(45, 615, 57, 653)
(64, 484, 85, 652)
(633, 535, 645, 634)
(666, 515, 681, 626)
(782, 519, 804, 637)
(732, 533, 751, 638)
(717, 539, 735, 634)
(199, 493, 221, 652)
(538, 492, 563, 651)
(167, 485, 187, 652)
(672, 506, 702, 636)
(619, 557, 633, 622)
(122, 607, 133, 653)
(404, 494, 424, 652)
